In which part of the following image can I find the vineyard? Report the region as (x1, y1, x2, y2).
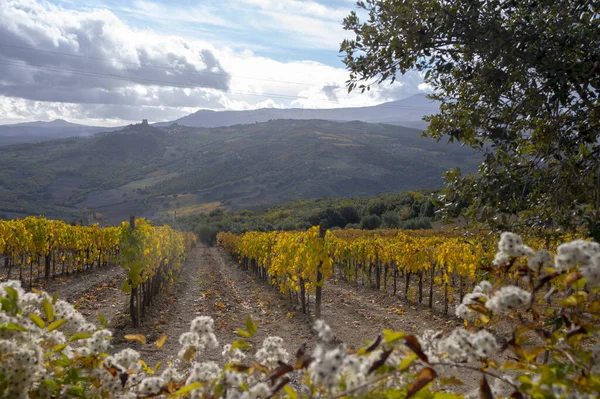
(0, 216, 196, 325)
(217, 227, 578, 316)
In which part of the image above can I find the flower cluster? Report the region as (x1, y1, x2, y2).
(419, 328, 498, 363)
(255, 336, 290, 368)
(455, 280, 492, 321)
(178, 316, 219, 361)
(494, 232, 600, 288)
(484, 285, 531, 314)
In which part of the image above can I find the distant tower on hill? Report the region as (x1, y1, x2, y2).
(141, 119, 149, 126)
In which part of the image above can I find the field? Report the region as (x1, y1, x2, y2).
(1, 219, 596, 398)
(22, 243, 483, 392)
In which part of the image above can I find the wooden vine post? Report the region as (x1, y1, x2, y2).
(315, 223, 326, 319)
(129, 215, 139, 327)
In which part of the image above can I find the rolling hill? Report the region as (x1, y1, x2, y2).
(0, 119, 118, 146)
(163, 93, 437, 129)
(0, 119, 479, 224)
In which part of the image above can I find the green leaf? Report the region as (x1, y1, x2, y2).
(69, 333, 92, 342)
(4, 287, 18, 302)
(48, 319, 67, 332)
(0, 323, 28, 332)
(383, 329, 405, 344)
(231, 340, 251, 350)
(29, 313, 46, 328)
(42, 379, 59, 390)
(43, 298, 55, 322)
(245, 315, 257, 337)
(283, 385, 298, 399)
(52, 292, 58, 305)
(169, 382, 203, 398)
(98, 314, 107, 328)
(236, 329, 252, 338)
(121, 280, 131, 294)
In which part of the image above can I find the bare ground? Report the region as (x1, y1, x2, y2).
(50, 245, 493, 395)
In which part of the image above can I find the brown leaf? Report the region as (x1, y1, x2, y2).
(404, 335, 429, 363)
(267, 361, 293, 383)
(229, 363, 251, 373)
(406, 367, 437, 398)
(480, 376, 494, 399)
(366, 335, 382, 352)
(267, 376, 290, 399)
(565, 272, 583, 288)
(296, 343, 307, 359)
(367, 348, 393, 374)
(567, 326, 587, 339)
(510, 392, 525, 399)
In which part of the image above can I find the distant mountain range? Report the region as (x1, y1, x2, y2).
(0, 118, 478, 223)
(0, 119, 116, 145)
(161, 93, 437, 129)
(0, 94, 438, 145)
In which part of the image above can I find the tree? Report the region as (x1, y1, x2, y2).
(360, 214, 382, 230)
(381, 210, 401, 228)
(341, 0, 600, 237)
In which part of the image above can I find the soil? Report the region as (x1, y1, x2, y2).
(38, 245, 499, 395)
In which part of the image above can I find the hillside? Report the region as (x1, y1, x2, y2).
(0, 119, 479, 223)
(164, 93, 437, 129)
(0, 119, 118, 146)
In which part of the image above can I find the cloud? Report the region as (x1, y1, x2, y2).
(0, 0, 230, 105)
(0, 0, 429, 125)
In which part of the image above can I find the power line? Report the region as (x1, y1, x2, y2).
(0, 60, 435, 110)
(0, 42, 427, 98)
(0, 43, 321, 87)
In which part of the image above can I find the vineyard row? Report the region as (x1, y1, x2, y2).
(0, 216, 196, 325)
(217, 228, 576, 316)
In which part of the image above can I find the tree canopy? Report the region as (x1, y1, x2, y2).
(341, 0, 600, 237)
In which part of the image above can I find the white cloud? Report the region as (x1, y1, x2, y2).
(0, 0, 429, 125)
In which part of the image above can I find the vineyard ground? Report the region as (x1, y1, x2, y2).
(47, 246, 485, 394)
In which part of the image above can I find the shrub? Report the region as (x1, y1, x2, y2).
(194, 224, 220, 246)
(402, 216, 432, 229)
(359, 214, 382, 230)
(381, 211, 401, 228)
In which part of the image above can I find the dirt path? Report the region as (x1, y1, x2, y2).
(66, 246, 484, 394)
(40, 264, 125, 303)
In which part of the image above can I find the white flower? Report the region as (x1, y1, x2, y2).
(314, 319, 334, 343)
(528, 249, 554, 271)
(485, 285, 531, 314)
(138, 377, 164, 395)
(248, 382, 270, 399)
(191, 316, 215, 335)
(255, 336, 289, 368)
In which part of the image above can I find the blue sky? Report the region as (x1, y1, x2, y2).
(0, 0, 427, 125)
(54, 0, 354, 64)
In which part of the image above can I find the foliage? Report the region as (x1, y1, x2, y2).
(341, 0, 600, 234)
(0, 120, 478, 224)
(178, 190, 441, 234)
(0, 217, 120, 283)
(360, 214, 382, 230)
(118, 218, 196, 325)
(2, 233, 600, 398)
(0, 216, 195, 326)
(403, 217, 432, 230)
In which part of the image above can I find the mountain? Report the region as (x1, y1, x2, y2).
(0, 119, 118, 146)
(0, 119, 479, 224)
(160, 94, 438, 129)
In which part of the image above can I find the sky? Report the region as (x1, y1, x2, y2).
(0, 0, 429, 126)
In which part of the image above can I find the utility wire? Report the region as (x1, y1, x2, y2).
(0, 42, 427, 98)
(0, 60, 435, 110)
